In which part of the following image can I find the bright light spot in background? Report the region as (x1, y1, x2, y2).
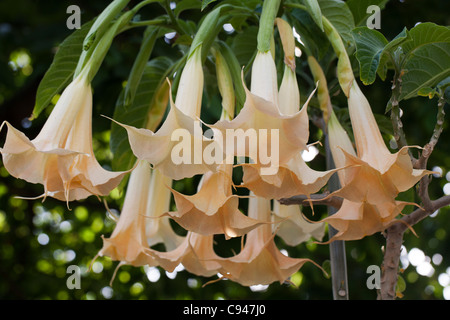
(432, 166, 443, 177)
(443, 287, 450, 300)
(399, 245, 409, 269)
(250, 284, 269, 292)
(438, 273, 450, 287)
(280, 249, 289, 257)
(295, 47, 302, 57)
(223, 23, 235, 34)
(416, 261, 434, 277)
(187, 278, 199, 288)
(169, 1, 176, 9)
(9, 49, 33, 75)
(37, 233, 49, 245)
(430, 209, 439, 218)
(432, 253, 443, 265)
(59, 220, 72, 233)
(292, 27, 304, 45)
(408, 248, 425, 266)
(101, 286, 114, 299)
(302, 146, 319, 162)
(145, 266, 161, 283)
(166, 270, 177, 279)
(446, 171, 450, 181)
(92, 261, 104, 274)
(443, 183, 450, 195)
(164, 31, 177, 44)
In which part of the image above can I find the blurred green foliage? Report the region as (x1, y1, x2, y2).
(0, 0, 449, 300)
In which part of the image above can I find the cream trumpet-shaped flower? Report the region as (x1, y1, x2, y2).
(109, 45, 217, 180)
(99, 160, 158, 267)
(241, 64, 337, 200)
(273, 200, 325, 247)
(166, 163, 266, 239)
(144, 167, 184, 251)
(99, 162, 183, 267)
(0, 70, 128, 203)
(320, 111, 423, 242)
(146, 232, 223, 277)
(211, 73, 314, 176)
(330, 81, 432, 204)
(250, 51, 279, 108)
(213, 194, 319, 287)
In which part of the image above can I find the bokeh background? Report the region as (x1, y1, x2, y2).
(0, 0, 449, 300)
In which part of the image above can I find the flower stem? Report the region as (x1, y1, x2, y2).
(257, 0, 281, 53)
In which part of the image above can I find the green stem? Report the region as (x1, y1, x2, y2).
(257, 0, 281, 53)
(75, 0, 131, 78)
(162, 0, 184, 35)
(123, 26, 161, 107)
(284, 2, 354, 96)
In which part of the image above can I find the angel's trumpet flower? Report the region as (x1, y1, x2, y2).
(110, 45, 217, 180)
(240, 25, 336, 200)
(166, 163, 265, 239)
(99, 160, 158, 267)
(333, 81, 431, 204)
(211, 61, 313, 176)
(99, 161, 183, 267)
(146, 232, 223, 277)
(214, 194, 318, 286)
(0, 69, 128, 203)
(320, 111, 427, 242)
(273, 201, 325, 246)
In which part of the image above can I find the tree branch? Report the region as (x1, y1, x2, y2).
(379, 193, 450, 299)
(278, 192, 343, 209)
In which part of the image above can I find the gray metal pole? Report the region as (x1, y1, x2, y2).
(324, 130, 349, 300)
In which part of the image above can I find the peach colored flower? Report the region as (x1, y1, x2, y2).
(0, 71, 128, 203)
(212, 194, 320, 286)
(166, 164, 265, 239)
(109, 45, 218, 180)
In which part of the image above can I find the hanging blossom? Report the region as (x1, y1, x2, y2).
(164, 49, 267, 239)
(0, 65, 129, 204)
(166, 163, 266, 239)
(98, 161, 183, 268)
(320, 81, 432, 242)
(109, 45, 218, 180)
(210, 194, 321, 286)
(233, 19, 336, 200)
(211, 51, 314, 176)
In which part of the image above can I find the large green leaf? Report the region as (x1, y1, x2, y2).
(231, 25, 258, 68)
(346, 0, 389, 27)
(110, 56, 173, 171)
(399, 23, 450, 100)
(318, 0, 355, 46)
(303, 0, 323, 31)
(352, 27, 388, 85)
(352, 27, 409, 85)
(32, 20, 94, 120)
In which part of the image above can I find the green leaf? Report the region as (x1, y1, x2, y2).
(346, 0, 389, 27)
(352, 27, 388, 85)
(201, 0, 217, 11)
(174, 0, 202, 17)
(231, 25, 258, 67)
(303, 0, 323, 31)
(288, 9, 330, 60)
(318, 0, 355, 46)
(352, 27, 410, 85)
(110, 57, 173, 171)
(399, 23, 450, 100)
(31, 20, 94, 120)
